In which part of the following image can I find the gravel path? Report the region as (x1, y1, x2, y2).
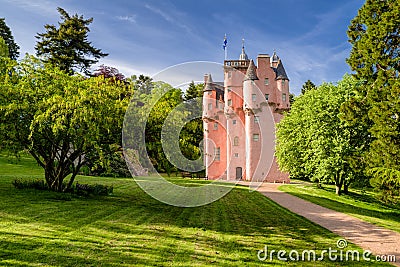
(242, 182, 400, 266)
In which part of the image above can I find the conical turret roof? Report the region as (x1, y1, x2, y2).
(203, 74, 214, 91)
(244, 60, 258, 81)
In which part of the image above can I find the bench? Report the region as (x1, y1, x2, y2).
(181, 171, 192, 178)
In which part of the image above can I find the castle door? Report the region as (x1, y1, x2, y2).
(236, 167, 242, 180)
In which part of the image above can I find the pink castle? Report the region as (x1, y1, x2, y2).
(202, 44, 290, 183)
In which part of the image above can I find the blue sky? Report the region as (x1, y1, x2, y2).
(1, 0, 365, 94)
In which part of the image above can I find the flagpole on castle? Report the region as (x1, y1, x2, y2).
(223, 34, 227, 60)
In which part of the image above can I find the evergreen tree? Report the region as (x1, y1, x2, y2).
(345, 0, 400, 203)
(184, 81, 203, 100)
(0, 18, 19, 60)
(35, 7, 107, 75)
(301, 80, 316, 95)
(0, 37, 9, 58)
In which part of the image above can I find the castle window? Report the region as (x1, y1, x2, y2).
(214, 147, 220, 161)
(254, 116, 259, 123)
(252, 94, 257, 102)
(232, 119, 237, 125)
(208, 91, 212, 95)
(234, 153, 239, 158)
(228, 99, 232, 106)
(265, 94, 269, 101)
(228, 72, 232, 79)
(282, 80, 285, 85)
(227, 87, 232, 92)
(234, 136, 239, 146)
(253, 134, 260, 142)
(282, 93, 287, 102)
(264, 78, 269, 85)
(208, 103, 212, 110)
(214, 123, 218, 130)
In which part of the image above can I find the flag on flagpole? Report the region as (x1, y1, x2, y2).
(223, 34, 227, 50)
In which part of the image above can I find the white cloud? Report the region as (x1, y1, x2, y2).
(2, 0, 59, 16)
(116, 15, 136, 24)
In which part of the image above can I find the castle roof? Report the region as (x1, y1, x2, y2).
(273, 60, 289, 80)
(271, 50, 279, 63)
(203, 74, 214, 91)
(239, 39, 248, 61)
(244, 60, 259, 81)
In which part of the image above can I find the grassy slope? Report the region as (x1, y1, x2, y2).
(0, 153, 390, 266)
(280, 181, 400, 234)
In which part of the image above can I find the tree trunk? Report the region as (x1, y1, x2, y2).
(335, 185, 342, 196)
(343, 183, 349, 194)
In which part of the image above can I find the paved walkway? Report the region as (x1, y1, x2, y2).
(244, 182, 400, 266)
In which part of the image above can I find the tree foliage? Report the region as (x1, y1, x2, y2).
(0, 37, 9, 58)
(35, 7, 108, 75)
(301, 79, 316, 95)
(276, 75, 362, 195)
(0, 56, 130, 192)
(345, 0, 400, 202)
(0, 18, 19, 60)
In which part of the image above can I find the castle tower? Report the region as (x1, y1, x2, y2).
(202, 74, 227, 179)
(203, 44, 290, 183)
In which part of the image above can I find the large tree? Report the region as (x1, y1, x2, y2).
(0, 37, 9, 58)
(0, 56, 129, 192)
(276, 75, 362, 195)
(0, 18, 19, 60)
(345, 0, 400, 202)
(35, 7, 107, 75)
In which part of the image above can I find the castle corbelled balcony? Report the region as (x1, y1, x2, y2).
(224, 60, 250, 69)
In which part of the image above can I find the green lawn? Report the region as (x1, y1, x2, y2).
(0, 153, 391, 266)
(280, 181, 400, 234)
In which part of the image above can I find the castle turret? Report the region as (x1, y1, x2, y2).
(239, 39, 248, 61)
(202, 74, 226, 179)
(243, 60, 261, 181)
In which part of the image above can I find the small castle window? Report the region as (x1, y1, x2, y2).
(252, 94, 257, 102)
(214, 147, 220, 161)
(253, 134, 260, 142)
(214, 123, 218, 130)
(227, 87, 232, 92)
(264, 78, 269, 85)
(254, 116, 259, 123)
(282, 93, 287, 102)
(282, 80, 285, 85)
(208, 91, 212, 95)
(234, 153, 239, 158)
(232, 120, 237, 125)
(228, 99, 232, 106)
(208, 103, 212, 110)
(234, 136, 239, 146)
(265, 94, 269, 101)
(228, 72, 232, 79)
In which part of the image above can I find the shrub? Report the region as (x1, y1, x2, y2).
(12, 179, 113, 197)
(12, 179, 48, 190)
(75, 182, 113, 196)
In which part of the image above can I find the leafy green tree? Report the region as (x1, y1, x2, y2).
(345, 0, 400, 202)
(276, 75, 361, 195)
(0, 56, 130, 192)
(0, 37, 8, 58)
(0, 18, 19, 60)
(301, 80, 316, 95)
(35, 7, 107, 75)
